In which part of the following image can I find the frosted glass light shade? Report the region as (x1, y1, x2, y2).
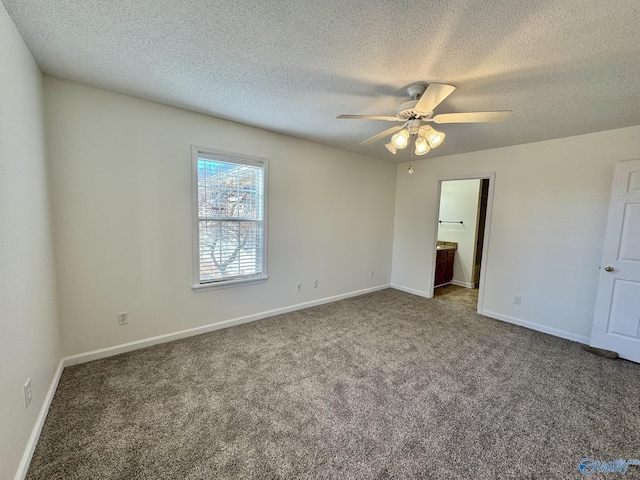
(414, 137, 430, 155)
(385, 142, 397, 154)
(429, 131, 445, 147)
(391, 130, 409, 149)
(426, 128, 445, 148)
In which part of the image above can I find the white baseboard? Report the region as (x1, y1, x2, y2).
(391, 287, 589, 345)
(63, 284, 391, 367)
(450, 280, 475, 289)
(14, 359, 64, 480)
(481, 310, 590, 345)
(390, 284, 430, 298)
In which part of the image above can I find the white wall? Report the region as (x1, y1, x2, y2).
(437, 179, 480, 287)
(0, 6, 61, 480)
(392, 125, 640, 342)
(44, 77, 397, 356)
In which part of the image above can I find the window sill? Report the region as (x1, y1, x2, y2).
(192, 276, 269, 292)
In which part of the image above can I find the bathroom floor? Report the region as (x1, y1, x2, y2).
(434, 284, 479, 311)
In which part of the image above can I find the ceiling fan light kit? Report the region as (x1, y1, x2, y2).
(387, 123, 444, 155)
(338, 82, 512, 157)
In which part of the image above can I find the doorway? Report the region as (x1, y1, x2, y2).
(431, 173, 495, 314)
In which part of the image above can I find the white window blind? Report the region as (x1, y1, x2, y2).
(192, 146, 267, 289)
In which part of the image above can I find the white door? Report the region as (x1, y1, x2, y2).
(591, 159, 640, 363)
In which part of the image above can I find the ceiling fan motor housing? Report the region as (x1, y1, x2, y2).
(397, 84, 429, 120)
(397, 100, 427, 120)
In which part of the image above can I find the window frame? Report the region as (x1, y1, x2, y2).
(191, 145, 269, 291)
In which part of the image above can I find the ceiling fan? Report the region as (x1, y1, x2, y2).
(337, 83, 511, 156)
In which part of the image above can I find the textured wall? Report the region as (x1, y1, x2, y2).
(0, 6, 61, 480)
(392, 125, 640, 341)
(44, 77, 397, 356)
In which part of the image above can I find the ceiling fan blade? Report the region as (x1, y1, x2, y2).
(360, 125, 404, 145)
(337, 115, 402, 121)
(433, 111, 512, 123)
(414, 83, 456, 114)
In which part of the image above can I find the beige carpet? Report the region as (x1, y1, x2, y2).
(27, 289, 640, 479)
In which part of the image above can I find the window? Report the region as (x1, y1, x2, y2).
(192, 146, 268, 290)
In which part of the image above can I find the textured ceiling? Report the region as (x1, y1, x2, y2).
(3, 0, 640, 162)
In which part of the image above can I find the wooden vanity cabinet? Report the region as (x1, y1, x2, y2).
(435, 248, 455, 286)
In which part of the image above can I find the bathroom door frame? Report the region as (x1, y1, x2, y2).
(430, 172, 496, 314)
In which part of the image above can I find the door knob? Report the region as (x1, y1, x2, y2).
(604, 266, 614, 272)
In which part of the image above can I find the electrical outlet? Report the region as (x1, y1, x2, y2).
(370, 270, 374, 278)
(314, 279, 318, 288)
(296, 282, 302, 292)
(24, 378, 32, 409)
(514, 296, 521, 305)
(118, 312, 128, 325)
